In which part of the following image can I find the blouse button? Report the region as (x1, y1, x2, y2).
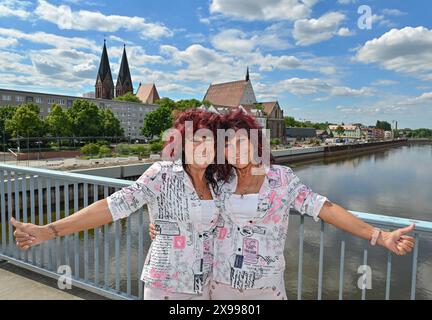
(237, 227, 240, 231)
(199, 234, 203, 238)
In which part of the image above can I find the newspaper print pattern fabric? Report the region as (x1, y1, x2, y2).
(106, 160, 220, 294)
(213, 165, 329, 291)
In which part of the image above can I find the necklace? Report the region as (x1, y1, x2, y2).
(237, 175, 261, 198)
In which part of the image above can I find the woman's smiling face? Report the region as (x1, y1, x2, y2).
(225, 131, 254, 169)
(185, 129, 215, 170)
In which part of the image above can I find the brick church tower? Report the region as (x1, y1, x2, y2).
(116, 45, 133, 97)
(95, 40, 114, 100)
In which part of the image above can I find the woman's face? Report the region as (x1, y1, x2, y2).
(225, 131, 254, 169)
(184, 130, 215, 171)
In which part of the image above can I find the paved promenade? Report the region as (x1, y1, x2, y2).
(0, 260, 107, 300)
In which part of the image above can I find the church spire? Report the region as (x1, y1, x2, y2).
(95, 40, 114, 99)
(116, 44, 133, 97)
(245, 66, 250, 82)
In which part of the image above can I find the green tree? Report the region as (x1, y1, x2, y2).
(155, 97, 176, 109)
(175, 99, 202, 111)
(45, 104, 73, 137)
(335, 125, 345, 138)
(202, 100, 212, 107)
(114, 92, 142, 103)
(67, 99, 102, 138)
(99, 108, 124, 137)
(284, 116, 299, 127)
(142, 105, 174, 138)
(376, 120, 392, 131)
(0, 105, 17, 142)
(5, 104, 45, 138)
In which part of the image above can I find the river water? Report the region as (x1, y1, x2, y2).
(282, 142, 432, 299)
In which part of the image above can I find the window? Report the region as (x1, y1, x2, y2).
(59, 99, 65, 105)
(2, 95, 11, 101)
(15, 96, 24, 102)
(47, 98, 55, 104)
(26, 96, 34, 103)
(36, 97, 44, 104)
(47, 107, 51, 112)
(67, 100, 73, 107)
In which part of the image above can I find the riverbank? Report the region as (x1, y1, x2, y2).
(273, 139, 408, 164)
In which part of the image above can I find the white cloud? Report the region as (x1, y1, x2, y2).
(371, 79, 398, 86)
(355, 27, 432, 80)
(401, 92, 432, 105)
(382, 9, 406, 16)
(337, 27, 354, 37)
(371, 14, 395, 28)
(337, 0, 357, 4)
(0, 27, 98, 51)
(293, 12, 347, 46)
(35, 0, 172, 39)
(108, 35, 134, 45)
(0, 36, 18, 48)
(210, 28, 290, 54)
(0, 0, 31, 19)
(209, 0, 317, 21)
(273, 77, 373, 97)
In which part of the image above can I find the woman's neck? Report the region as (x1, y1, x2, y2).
(185, 165, 206, 186)
(236, 163, 254, 179)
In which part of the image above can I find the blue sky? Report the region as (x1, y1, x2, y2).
(0, 0, 431, 129)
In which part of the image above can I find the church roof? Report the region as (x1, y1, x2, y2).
(260, 101, 278, 114)
(203, 80, 249, 107)
(96, 41, 113, 82)
(136, 83, 160, 104)
(116, 45, 132, 87)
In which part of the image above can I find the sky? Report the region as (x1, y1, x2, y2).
(0, 0, 431, 129)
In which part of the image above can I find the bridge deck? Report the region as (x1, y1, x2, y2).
(0, 260, 107, 300)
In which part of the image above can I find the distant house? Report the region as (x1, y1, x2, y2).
(136, 83, 160, 104)
(360, 127, 385, 140)
(328, 124, 362, 139)
(285, 127, 317, 140)
(203, 68, 285, 139)
(198, 103, 267, 130)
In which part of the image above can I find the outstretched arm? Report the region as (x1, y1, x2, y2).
(318, 201, 415, 256)
(12, 162, 163, 250)
(12, 198, 112, 250)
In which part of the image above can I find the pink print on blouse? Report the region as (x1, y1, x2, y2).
(149, 268, 168, 280)
(263, 191, 284, 224)
(217, 227, 228, 240)
(122, 188, 138, 205)
(295, 186, 311, 209)
(173, 235, 186, 249)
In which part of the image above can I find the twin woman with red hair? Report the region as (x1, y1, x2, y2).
(11, 108, 415, 300)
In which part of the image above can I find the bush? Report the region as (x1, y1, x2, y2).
(80, 143, 100, 156)
(99, 145, 111, 156)
(115, 143, 150, 157)
(131, 145, 150, 157)
(96, 140, 109, 147)
(270, 138, 281, 146)
(150, 140, 163, 153)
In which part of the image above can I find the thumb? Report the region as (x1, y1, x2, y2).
(398, 223, 415, 236)
(10, 217, 24, 229)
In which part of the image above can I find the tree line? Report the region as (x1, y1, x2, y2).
(0, 99, 123, 148)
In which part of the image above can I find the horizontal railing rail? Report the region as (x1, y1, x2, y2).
(0, 163, 430, 300)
